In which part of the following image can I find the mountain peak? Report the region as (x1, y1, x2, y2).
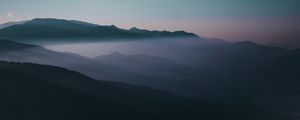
(109, 25, 118, 29)
(129, 27, 140, 31)
(129, 27, 149, 32)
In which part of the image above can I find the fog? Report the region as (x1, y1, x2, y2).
(45, 38, 227, 65)
(1, 38, 223, 98)
(2, 37, 289, 101)
(4, 38, 225, 99)
(2, 37, 299, 115)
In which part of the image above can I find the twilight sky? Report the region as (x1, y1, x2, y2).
(0, 0, 299, 47)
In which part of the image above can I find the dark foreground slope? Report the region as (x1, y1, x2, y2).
(236, 49, 300, 118)
(0, 61, 190, 120)
(0, 61, 285, 120)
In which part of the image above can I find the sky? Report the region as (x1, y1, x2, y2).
(0, 0, 299, 47)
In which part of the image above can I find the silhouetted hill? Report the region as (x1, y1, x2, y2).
(0, 40, 211, 98)
(0, 39, 291, 100)
(186, 41, 290, 99)
(0, 61, 194, 120)
(0, 39, 38, 51)
(0, 61, 286, 120)
(0, 39, 131, 84)
(196, 41, 288, 73)
(211, 49, 300, 119)
(243, 49, 300, 96)
(255, 50, 300, 118)
(94, 52, 200, 95)
(0, 18, 199, 41)
(0, 40, 293, 119)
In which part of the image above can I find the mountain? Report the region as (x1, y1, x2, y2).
(0, 61, 286, 120)
(0, 61, 194, 120)
(94, 52, 204, 96)
(0, 20, 27, 29)
(69, 20, 101, 27)
(168, 41, 300, 118)
(0, 39, 123, 82)
(178, 41, 290, 100)
(0, 39, 209, 98)
(0, 18, 199, 41)
(0, 40, 295, 119)
(192, 41, 288, 74)
(0, 39, 208, 98)
(128, 27, 198, 38)
(225, 49, 300, 118)
(0, 39, 290, 100)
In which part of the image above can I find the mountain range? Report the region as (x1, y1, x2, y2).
(0, 18, 199, 41)
(0, 17, 299, 119)
(0, 39, 208, 98)
(1, 38, 299, 119)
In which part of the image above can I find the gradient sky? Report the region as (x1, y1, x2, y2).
(0, 0, 299, 47)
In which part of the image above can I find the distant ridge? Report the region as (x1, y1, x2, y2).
(0, 20, 27, 29)
(0, 39, 38, 51)
(0, 18, 199, 41)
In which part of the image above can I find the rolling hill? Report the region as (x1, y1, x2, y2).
(0, 39, 211, 98)
(0, 61, 286, 120)
(0, 61, 192, 120)
(0, 39, 296, 119)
